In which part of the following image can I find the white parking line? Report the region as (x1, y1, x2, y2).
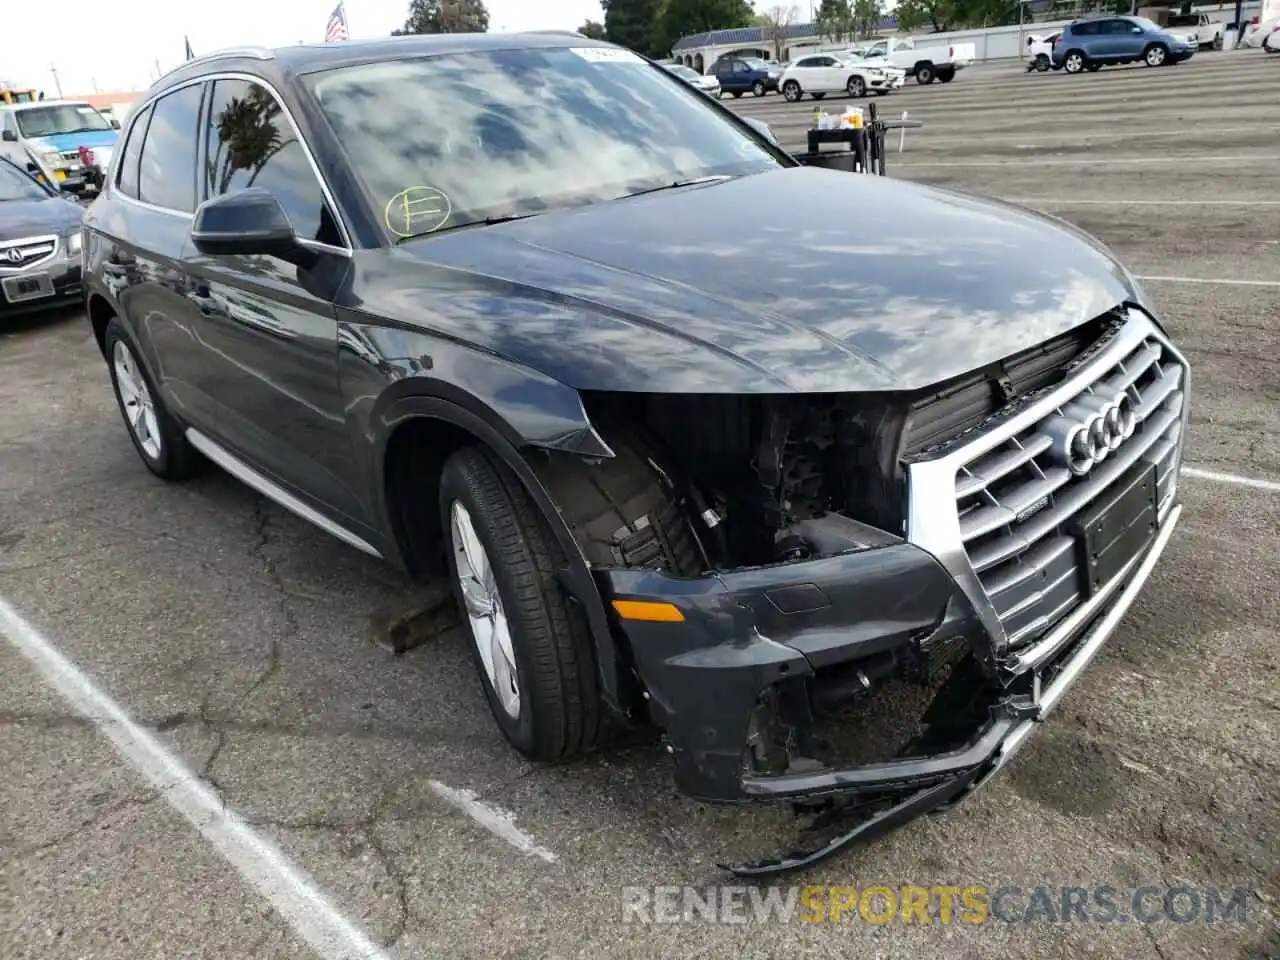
(1004, 198, 1280, 206)
(1137, 275, 1280, 288)
(1183, 466, 1280, 493)
(0, 597, 392, 960)
(897, 154, 1280, 167)
(427, 780, 558, 863)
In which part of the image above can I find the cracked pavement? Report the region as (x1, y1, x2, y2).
(2, 51, 1279, 960)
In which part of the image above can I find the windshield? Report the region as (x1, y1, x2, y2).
(0, 160, 51, 201)
(741, 57, 771, 69)
(306, 47, 787, 240)
(15, 103, 113, 138)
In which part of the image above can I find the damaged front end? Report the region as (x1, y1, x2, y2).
(556, 307, 1188, 876)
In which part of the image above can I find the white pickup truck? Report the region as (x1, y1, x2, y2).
(1164, 12, 1226, 49)
(846, 36, 977, 84)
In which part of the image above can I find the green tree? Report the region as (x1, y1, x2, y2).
(578, 19, 607, 38)
(895, 0, 1020, 31)
(850, 0, 884, 37)
(816, 0, 855, 42)
(393, 0, 490, 34)
(602, 0, 665, 55)
(652, 0, 755, 57)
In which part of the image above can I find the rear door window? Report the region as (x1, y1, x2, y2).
(115, 103, 152, 199)
(137, 84, 204, 212)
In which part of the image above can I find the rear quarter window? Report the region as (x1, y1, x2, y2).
(115, 104, 153, 199)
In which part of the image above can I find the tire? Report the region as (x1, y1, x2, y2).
(751, 80, 766, 97)
(915, 62, 935, 84)
(1035, 54, 1050, 71)
(731, 90, 743, 98)
(811, 92, 826, 99)
(1213, 34, 1223, 50)
(1144, 43, 1168, 66)
(937, 68, 954, 83)
(103, 317, 203, 481)
(782, 79, 802, 102)
(847, 75, 866, 97)
(439, 445, 602, 763)
(1063, 51, 1086, 73)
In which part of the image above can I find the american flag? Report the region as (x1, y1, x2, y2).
(324, 2, 349, 42)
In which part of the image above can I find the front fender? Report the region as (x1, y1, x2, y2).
(337, 319, 629, 717)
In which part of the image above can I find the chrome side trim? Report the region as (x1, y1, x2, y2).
(185, 427, 383, 559)
(904, 308, 1170, 660)
(966, 502, 1183, 796)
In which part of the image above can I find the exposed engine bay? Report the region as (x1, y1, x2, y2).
(581, 391, 911, 571)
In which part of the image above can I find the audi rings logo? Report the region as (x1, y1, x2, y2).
(1044, 390, 1137, 477)
(5, 247, 23, 264)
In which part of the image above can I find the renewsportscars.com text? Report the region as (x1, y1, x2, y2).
(620, 884, 1252, 925)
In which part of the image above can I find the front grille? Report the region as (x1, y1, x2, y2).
(953, 330, 1186, 647)
(0, 235, 58, 271)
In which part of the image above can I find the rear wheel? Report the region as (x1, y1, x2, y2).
(103, 318, 203, 481)
(847, 75, 866, 97)
(937, 66, 955, 83)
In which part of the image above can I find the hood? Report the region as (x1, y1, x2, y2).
(0, 195, 83, 243)
(377, 166, 1142, 394)
(32, 130, 118, 154)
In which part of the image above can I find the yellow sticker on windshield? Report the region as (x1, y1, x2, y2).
(385, 186, 452, 238)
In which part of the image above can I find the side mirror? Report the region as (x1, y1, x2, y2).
(1, 130, 16, 142)
(741, 116, 778, 144)
(110, 118, 120, 129)
(191, 188, 317, 268)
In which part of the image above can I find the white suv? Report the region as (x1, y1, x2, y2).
(779, 53, 904, 102)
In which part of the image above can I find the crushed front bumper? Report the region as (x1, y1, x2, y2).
(601, 500, 1180, 810)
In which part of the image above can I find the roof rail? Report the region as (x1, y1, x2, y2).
(154, 45, 274, 83)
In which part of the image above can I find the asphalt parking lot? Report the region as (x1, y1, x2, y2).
(2, 48, 1278, 960)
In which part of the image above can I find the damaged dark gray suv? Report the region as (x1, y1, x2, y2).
(82, 33, 1189, 875)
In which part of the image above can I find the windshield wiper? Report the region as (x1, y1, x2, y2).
(394, 211, 540, 243)
(58, 126, 109, 135)
(616, 175, 733, 201)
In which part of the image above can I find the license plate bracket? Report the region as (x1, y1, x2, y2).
(1, 273, 54, 303)
(1071, 460, 1159, 598)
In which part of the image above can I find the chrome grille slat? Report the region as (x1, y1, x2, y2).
(968, 400, 1181, 574)
(0, 235, 59, 272)
(955, 434, 1053, 499)
(945, 323, 1189, 649)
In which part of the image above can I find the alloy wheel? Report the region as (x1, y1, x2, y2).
(112, 340, 162, 461)
(450, 501, 520, 718)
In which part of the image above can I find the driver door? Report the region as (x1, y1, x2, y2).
(182, 75, 368, 527)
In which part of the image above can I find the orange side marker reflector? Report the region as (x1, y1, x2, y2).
(611, 599, 685, 623)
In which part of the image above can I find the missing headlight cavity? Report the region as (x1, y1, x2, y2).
(531, 392, 913, 575)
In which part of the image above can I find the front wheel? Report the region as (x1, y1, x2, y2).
(439, 446, 602, 762)
(751, 80, 766, 97)
(1144, 43, 1168, 66)
(782, 79, 802, 102)
(847, 75, 866, 97)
